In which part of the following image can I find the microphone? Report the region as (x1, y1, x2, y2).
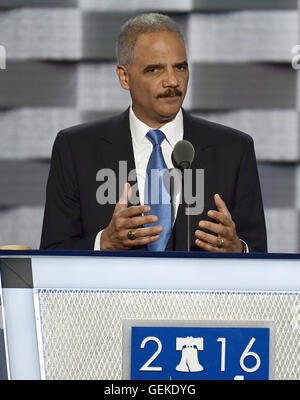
(171, 140, 195, 252)
(171, 140, 195, 171)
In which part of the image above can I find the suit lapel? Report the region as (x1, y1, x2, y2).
(169, 110, 214, 251)
(98, 108, 139, 206)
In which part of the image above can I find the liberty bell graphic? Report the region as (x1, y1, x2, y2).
(176, 336, 204, 372)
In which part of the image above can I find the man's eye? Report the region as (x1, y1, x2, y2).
(147, 67, 157, 73)
(177, 64, 187, 71)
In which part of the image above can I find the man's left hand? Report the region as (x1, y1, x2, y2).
(195, 193, 243, 252)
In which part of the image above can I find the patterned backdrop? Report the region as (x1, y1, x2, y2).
(0, 0, 299, 252)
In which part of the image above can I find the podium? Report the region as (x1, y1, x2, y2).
(0, 250, 299, 380)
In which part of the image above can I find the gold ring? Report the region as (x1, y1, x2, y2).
(218, 238, 224, 248)
(127, 230, 136, 240)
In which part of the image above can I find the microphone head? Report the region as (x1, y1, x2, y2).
(171, 140, 195, 171)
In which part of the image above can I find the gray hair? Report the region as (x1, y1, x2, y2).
(116, 13, 184, 65)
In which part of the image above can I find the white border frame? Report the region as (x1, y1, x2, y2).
(33, 290, 47, 380)
(0, 270, 10, 380)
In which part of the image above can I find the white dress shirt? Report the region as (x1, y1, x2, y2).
(130, 105, 183, 211)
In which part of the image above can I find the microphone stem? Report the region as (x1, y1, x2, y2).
(181, 168, 190, 252)
(187, 204, 190, 252)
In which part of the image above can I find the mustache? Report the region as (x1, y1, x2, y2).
(157, 88, 183, 98)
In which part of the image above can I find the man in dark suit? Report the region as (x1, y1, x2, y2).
(40, 13, 267, 253)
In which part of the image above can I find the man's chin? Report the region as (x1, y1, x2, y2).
(156, 102, 182, 121)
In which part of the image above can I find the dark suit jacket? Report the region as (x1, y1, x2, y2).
(40, 108, 267, 252)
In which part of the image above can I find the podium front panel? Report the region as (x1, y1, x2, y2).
(33, 288, 298, 380)
(0, 251, 300, 380)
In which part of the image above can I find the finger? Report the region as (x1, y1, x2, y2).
(125, 234, 161, 248)
(113, 233, 161, 250)
(115, 182, 130, 212)
(133, 225, 163, 238)
(214, 193, 230, 216)
(207, 210, 232, 226)
(121, 204, 151, 218)
(124, 214, 158, 229)
(123, 225, 162, 241)
(198, 220, 228, 237)
(195, 238, 224, 252)
(195, 229, 221, 247)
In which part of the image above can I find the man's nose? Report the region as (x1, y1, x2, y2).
(162, 68, 179, 87)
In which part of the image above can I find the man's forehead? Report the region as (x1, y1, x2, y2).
(135, 30, 184, 47)
(133, 31, 187, 62)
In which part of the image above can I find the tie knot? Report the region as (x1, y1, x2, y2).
(146, 129, 166, 146)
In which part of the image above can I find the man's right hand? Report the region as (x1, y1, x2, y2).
(100, 183, 163, 250)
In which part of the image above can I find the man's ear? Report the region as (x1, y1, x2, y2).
(116, 64, 130, 90)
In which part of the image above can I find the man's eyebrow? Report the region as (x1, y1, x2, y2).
(143, 63, 164, 72)
(174, 61, 189, 68)
(143, 61, 189, 72)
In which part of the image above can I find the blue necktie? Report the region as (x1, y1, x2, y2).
(144, 129, 172, 251)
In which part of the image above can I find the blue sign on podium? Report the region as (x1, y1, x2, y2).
(130, 326, 270, 380)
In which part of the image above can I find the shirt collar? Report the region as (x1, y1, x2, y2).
(129, 106, 183, 148)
